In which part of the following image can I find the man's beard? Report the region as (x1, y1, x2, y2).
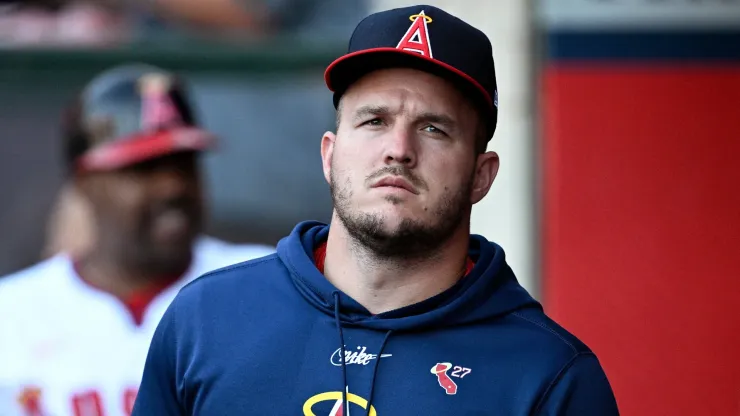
(131, 198, 201, 275)
(330, 166, 473, 260)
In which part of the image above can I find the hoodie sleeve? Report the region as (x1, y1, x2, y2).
(535, 353, 619, 416)
(131, 302, 185, 416)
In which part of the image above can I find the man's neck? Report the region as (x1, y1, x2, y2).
(323, 219, 470, 315)
(74, 249, 185, 301)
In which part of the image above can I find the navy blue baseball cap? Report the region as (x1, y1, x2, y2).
(64, 64, 215, 173)
(325, 4, 499, 139)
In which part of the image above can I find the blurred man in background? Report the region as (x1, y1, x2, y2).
(0, 63, 274, 415)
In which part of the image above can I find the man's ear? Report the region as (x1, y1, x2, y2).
(470, 151, 500, 204)
(321, 131, 336, 184)
(43, 181, 94, 258)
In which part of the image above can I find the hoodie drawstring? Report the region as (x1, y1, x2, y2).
(366, 329, 392, 416)
(333, 292, 349, 416)
(333, 290, 394, 416)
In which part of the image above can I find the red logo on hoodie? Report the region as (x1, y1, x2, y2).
(431, 362, 472, 395)
(431, 362, 457, 395)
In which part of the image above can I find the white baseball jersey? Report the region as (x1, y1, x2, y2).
(0, 236, 274, 416)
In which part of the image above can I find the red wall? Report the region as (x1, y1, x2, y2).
(542, 65, 740, 415)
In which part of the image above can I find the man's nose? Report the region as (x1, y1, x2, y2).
(383, 125, 418, 168)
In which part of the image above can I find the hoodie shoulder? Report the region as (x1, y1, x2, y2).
(133, 254, 286, 416)
(163, 253, 292, 344)
(179, 252, 282, 298)
(502, 308, 618, 413)
(509, 307, 593, 355)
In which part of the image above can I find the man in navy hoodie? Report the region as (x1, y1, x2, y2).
(132, 5, 620, 415)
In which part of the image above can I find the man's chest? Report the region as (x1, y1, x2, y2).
(184, 327, 547, 416)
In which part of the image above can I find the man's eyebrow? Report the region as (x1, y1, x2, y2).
(353, 105, 390, 121)
(351, 106, 458, 129)
(417, 112, 456, 128)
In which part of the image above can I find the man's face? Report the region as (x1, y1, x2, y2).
(321, 68, 499, 258)
(77, 151, 204, 272)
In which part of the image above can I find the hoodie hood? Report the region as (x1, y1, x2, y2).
(278, 221, 541, 332)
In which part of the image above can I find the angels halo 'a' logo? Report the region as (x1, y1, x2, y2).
(137, 72, 183, 131)
(303, 391, 378, 416)
(431, 362, 458, 395)
(396, 10, 433, 58)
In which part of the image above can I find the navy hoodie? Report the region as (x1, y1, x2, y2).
(132, 221, 619, 415)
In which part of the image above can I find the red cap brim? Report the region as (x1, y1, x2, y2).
(76, 127, 215, 172)
(324, 47, 494, 109)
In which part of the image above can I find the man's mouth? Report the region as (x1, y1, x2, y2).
(371, 176, 419, 194)
(151, 208, 192, 240)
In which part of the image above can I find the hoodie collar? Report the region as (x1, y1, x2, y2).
(278, 221, 540, 332)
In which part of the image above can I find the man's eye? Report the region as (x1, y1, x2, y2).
(423, 125, 445, 134)
(363, 118, 383, 126)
